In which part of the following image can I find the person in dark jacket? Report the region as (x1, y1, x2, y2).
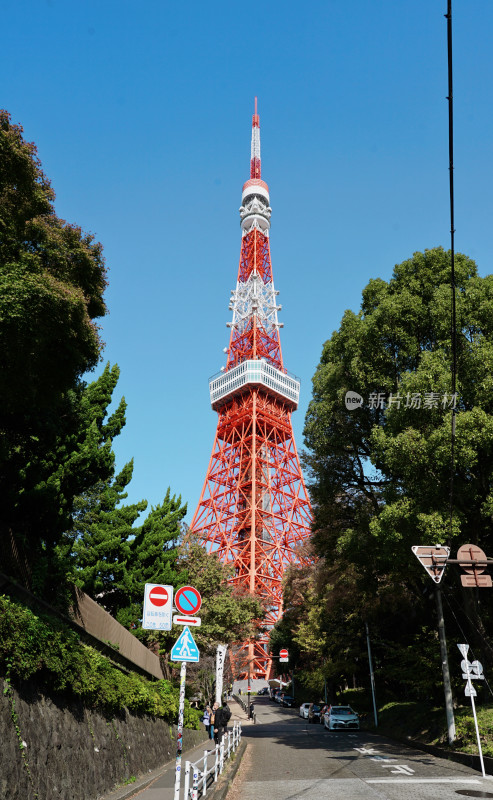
(213, 699, 231, 745)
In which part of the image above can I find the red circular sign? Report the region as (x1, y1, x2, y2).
(149, 586, 169, 607)
(175, 585, 202, 615)
(280, 649, 288, 658)
(458, 544, 487, 574)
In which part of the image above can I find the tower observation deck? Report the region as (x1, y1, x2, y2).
(190, 100, 312, 680)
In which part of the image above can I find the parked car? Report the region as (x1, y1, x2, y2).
(257, 687, 269, 695)
(280, 694, 296, 707)
(299, 702, 321, 722)
(323, 705, 359, 731)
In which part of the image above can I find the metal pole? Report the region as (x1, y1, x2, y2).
(203, 749, 208, 796)
(365, 622, 378, 728)
(173, 661, 187, 800)
(247, 657, 251, 719)
(459, 648, 486, 776)
(435, 586, 456, 743)
(469, 691, 486, 778)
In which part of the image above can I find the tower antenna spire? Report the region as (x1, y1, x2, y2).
(251, 97, 261, 179)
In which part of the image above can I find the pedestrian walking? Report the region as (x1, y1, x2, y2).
(203, 704, 212, 738)
(213, 698, 231, 745)
(210, 701, 219, 740)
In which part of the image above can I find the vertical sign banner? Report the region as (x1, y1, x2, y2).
(215, 644, 228, 705)
(142, 583, 173, 630)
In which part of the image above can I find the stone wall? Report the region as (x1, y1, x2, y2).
(1, 679, 208, 800)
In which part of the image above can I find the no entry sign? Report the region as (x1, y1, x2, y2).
(149, 586, 169, 607)
(143, 583, 173, 630)
(174, 585, 202, 616)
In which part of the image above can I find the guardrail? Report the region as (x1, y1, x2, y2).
(183, 721, 242, 799)
(233, 694, 256, 723)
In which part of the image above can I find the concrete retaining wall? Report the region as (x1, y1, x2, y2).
(1, 679, 208, 800)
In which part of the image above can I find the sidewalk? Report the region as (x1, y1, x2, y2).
(100, 701, 252, 800)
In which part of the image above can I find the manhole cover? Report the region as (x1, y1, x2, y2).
(455, 792, 493, 798)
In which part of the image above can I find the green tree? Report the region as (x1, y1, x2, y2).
(0, 110, 108, 590)
(65, 460, 147, 613)
(302, 247, 493, 695)
(177, 534, 263, 650)
(171, 534, 264, 695)
(117, 491, 189, 629)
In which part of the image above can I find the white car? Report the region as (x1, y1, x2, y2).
(323, 705, 359, 731)
(299, 702, 321, 722)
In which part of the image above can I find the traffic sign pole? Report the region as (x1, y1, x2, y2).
(174, 661, 187, 800)
(435, 586, 455, 744)
(458, 645, 486, 778)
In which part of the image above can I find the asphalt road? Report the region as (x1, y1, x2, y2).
(233, 696, 493, 800)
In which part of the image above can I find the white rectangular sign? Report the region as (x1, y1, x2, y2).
(142, 584, 173, 630)
(173, 615, 201, 627)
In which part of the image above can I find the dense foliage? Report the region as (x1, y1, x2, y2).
(280, 248, 493, 705)
(0, 110, 109, 593)
(0, 594, 200, 726)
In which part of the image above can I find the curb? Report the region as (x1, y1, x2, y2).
(402, 736, 493, 775)
(99, 733, 210, 800)
(208, 740, 248, 800)
(368, 729, 493, 776)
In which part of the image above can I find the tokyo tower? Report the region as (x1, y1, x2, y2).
(190, 100, 312, 680)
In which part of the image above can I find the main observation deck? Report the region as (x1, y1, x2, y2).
(209, 359, 300, 411)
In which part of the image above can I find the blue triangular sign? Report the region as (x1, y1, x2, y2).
(171, 626, 200, 662)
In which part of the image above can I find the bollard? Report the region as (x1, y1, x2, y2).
(184, 761, 191, 800)
(191, 764, 199, 800)
(219, 740, 224, 773)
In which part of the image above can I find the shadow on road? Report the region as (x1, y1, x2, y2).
(241, 697, 437, 768)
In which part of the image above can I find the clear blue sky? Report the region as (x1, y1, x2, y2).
(3, 1, 493, 522)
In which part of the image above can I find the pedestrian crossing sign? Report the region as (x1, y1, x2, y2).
(171, 626, 200, 662)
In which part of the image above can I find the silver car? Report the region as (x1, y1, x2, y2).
(323, 705, 359, 731)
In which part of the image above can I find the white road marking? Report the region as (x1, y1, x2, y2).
(370, 756, 396, 762)
(366, 778, 482, 784)
(380, 764, 415, 775)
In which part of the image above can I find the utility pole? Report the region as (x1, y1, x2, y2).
(365, 622, 378, 728)
(435, 586, 456, 743)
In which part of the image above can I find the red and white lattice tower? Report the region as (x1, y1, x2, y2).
(190, 100, 312, 679)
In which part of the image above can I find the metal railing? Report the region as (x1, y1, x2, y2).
(183, 722, 242, 799)
(233, 695, 255, 724)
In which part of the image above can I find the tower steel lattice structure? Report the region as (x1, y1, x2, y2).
(190, 100, 312, 679)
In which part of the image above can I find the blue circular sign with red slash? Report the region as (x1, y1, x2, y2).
(175, 585, 202, 615)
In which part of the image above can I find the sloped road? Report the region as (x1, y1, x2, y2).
(230, 697, 493, 800)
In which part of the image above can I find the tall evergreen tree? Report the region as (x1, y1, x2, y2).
(116, 491, 189, 629)
(0, 110, 108, 591)
(67, 460, 147, 614)
(302, 247, 493, 695)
